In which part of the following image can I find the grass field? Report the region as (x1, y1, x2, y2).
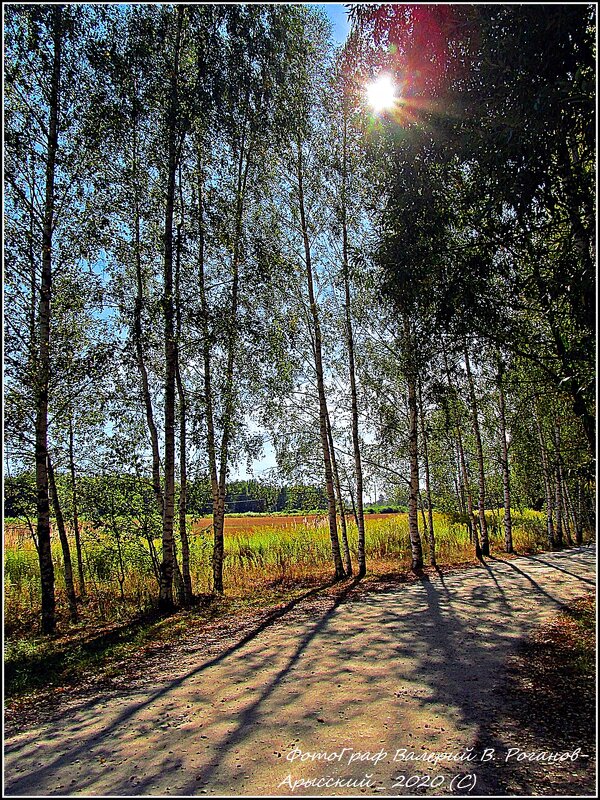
(3, 508, 587, 701)
(4, 509, 554, 635)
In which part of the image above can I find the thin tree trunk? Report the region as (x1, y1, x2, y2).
(48, 455, 77, 622)
(36, 5, 62, 634)
(297, 138, 345, 581)
(418, 376, 435, 566)
(419, 490, 429, 539)
(579, 480, 594, 538)
(452, 447, 465, 517)
(552, 422, 564, 548)
(172, 539, 185, 606)
(444, 349, 480, 558)
(346, 475, 359, 529)
(175, 171, 192, 605)
(132, 99, 163, 516)
(533, 396, 555, 549)
(575, 480, 584, 545)
(407, 375, 424, 572)
(496, 360, 513, 553)
(553, 468, 563, 548)
(464, 345, 489, 556)
(341, 110, 366, 577)
(456, 422, 480, 558)
(159, 7, 184, 612)
(111, 511, 126, 602)
(214, 189, 244, 591)
(175, 369, 191, 603)
(196, 150, 221, 593)
(560, 471, 573, 547)
(212, 115, 252, 594)
(326, 410, 352, 576)
(404, 319, 423, 572)
(29, 197, 37, 375)
(212, 490, 226, 594)
(68, 412, 85, 596)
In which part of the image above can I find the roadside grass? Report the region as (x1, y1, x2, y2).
(3, 582, 326, 706)
(3, 508, 581, 701)
(564, 594, 596, 674)
(5, 510, 552, 624)
(5, 609, 164, 697)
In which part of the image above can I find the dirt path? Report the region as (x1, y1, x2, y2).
(4, 546, 596, 797)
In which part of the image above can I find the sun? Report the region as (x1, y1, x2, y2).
(366, 74, 397, 113)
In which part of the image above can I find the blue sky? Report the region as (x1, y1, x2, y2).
(315, 3, 351, 45)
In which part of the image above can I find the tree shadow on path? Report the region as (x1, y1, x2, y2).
(526, 553, 595, 585)
(4, 577, 357, 794)
(4, 549, 595, 797)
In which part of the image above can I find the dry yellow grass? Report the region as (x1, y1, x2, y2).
(4, 509, 556, 635)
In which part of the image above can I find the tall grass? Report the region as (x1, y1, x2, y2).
(4, 510, 555, 634)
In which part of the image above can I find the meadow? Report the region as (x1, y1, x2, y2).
(4, 509, 553, 636)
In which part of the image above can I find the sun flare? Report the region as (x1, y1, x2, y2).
(366, 74, 397, 113)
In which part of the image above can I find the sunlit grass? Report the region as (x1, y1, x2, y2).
(5, 507, 587, 701)
(4, 509, 558, 637)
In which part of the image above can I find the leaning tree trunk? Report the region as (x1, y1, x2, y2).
(36, 5, 63, 634)
(496, 360, 513, 553)
(404, 318, 423, 572)
(131, 84, 164, 518)
(345, 473, 359, 529)
(68, 411, 86, 596)
(464, 345, 489, 556)
(561, 478, 578, 546)
(524, 222, 595, 453)
(48, 455, 77, 622)
(159, 7, 184, 612)
(297, 138, 345, 581)
(550, 143, 595, 452)
(341, 111, 366, 577)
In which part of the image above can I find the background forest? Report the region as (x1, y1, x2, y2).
(4, 3, 596, 645)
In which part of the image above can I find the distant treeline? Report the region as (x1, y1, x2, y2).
(189, 478, 331, 514)
(4, 473, 331, 520)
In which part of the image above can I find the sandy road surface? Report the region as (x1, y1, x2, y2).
(4, 546, 595, 797)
